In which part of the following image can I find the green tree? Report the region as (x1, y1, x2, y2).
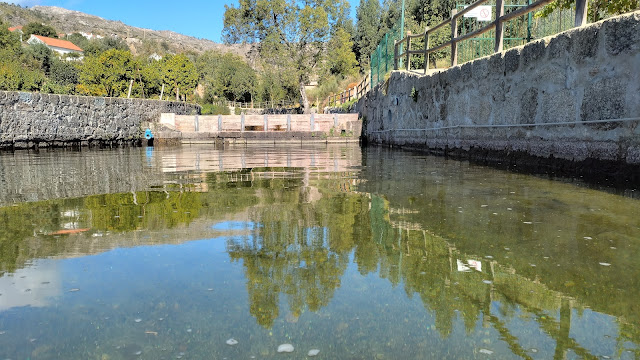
(355, 0, 383, 68)
(22, 22, 58, 38)
(78, 49, 135, 97)
(538, 0, 639, 22)
(223, 0, 351, 113)
(162, 54, 198, 101)
(196, 51, 257, 103)
(65, 33, 91, 51)
(325, 27, 360, 79)
(0, 20, 21, 50)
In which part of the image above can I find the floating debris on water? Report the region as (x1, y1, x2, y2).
(186, 328, 192, 333)
(481, 205, 488, 207)
(308, 349, 320, 356)
(530, 348, 538, 353)
(584, 236, 593, 240)
(278, 344, 294, 353)
(485, 255, 493, 259)
(599, 262, 611, 266)
(523, 221, 533, 224)
(507, 208, 513, 211)
(135, 350, 142, 356)
(207, 288, 214, 291)
(482, 280, 492, 284)
(479, 349, 494, 355)
(68, 288, 80, 292)
(226, 338, 238, 345)
(134, 318, 142, 323)
(610, 247, 617, 250)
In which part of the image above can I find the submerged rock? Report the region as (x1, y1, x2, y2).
(277, 344, 294, 353)
(308, 349, 320, 356)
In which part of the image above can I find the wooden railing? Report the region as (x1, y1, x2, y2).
(327, 76, 370, 107)
(217, 99, 297, 110)
(394, 0, 589, 72)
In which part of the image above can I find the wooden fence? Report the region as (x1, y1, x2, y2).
(394, 0, 589, 72)
(326, 75, 370, 107)
(216, 99, 297, 110)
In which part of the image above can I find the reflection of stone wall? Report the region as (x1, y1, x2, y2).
(0, 91, 200, 149)
(0, 148, 162, 206)
(358, 11, 640, 167)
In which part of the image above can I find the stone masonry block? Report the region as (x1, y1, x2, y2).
(547, 33, 572, 60)
(604, 11, 640, 56)
(504, 48, 521, 74)
(471, 57, 489, 80)
(570, 23, 600, 62)
(519, 88, 538, 124)
(488, 53, 504, 76)
(522, 39, 547, 68)
(580, 78, 625, 127)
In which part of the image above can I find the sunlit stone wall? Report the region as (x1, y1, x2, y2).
(0, 92, 200, 149)
(358, 11, 640, 166)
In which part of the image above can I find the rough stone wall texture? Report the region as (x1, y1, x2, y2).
(0, 91, 200, 149)
(357, 11, 640, 165)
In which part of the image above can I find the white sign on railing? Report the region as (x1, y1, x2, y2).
(463, 5, 493, 21)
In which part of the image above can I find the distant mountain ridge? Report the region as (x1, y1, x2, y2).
(0, 2, 250, 58)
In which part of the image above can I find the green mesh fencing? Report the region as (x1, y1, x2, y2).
(457, 0, 574, 64)
(370, 16, 404, 88)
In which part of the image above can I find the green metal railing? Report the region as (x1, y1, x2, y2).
(370, 0, 405, 88)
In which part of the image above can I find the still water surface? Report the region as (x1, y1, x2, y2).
(0, 144, 638, 359)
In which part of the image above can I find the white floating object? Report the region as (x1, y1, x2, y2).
(134, 318, 142, 323)
(482, 280, 492, 284)
(479, 349, 494, 355)
(277, 344, 294, 353)
(308, 349, 320, 356)
(523, 221, 533, 224)
(485, 255, 493, 259)
(226, 338, 238, 345)
(599, 262, 611, 266)
(584, 236, 593, 240)
(481, 205, 488, 207)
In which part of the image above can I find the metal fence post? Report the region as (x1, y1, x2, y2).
(241, 113, 245, 132)
(451, 9, 458, 67)
(218, 115, 222, 131)
(310, 113, 315, 132)
(264, 114, 268, 132)
(384, 33, 389, 73)
(287, 114, 291, 131)
(574, 0, 588, 27)
(334, 114, 339, 128)
(494, 0, 505, 53)
(194, 115, 199, 132)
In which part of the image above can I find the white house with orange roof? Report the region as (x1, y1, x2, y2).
(27, 34, 84, 59)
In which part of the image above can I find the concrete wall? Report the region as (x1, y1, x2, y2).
(155, 113, 362, 141)
(358, 11, 640, 168)
(0, 91, 200, 149)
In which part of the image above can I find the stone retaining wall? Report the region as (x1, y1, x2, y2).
(358, 11, 640, 171)
(0, 91, 200, 149)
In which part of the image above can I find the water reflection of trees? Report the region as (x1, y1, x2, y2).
(225, 187, 639, 358)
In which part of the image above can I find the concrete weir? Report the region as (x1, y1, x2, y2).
(358, 11, 640, 177)
(153, 113, 362, 144)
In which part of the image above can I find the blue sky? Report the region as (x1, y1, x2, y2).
(6, 0, 358, 43)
